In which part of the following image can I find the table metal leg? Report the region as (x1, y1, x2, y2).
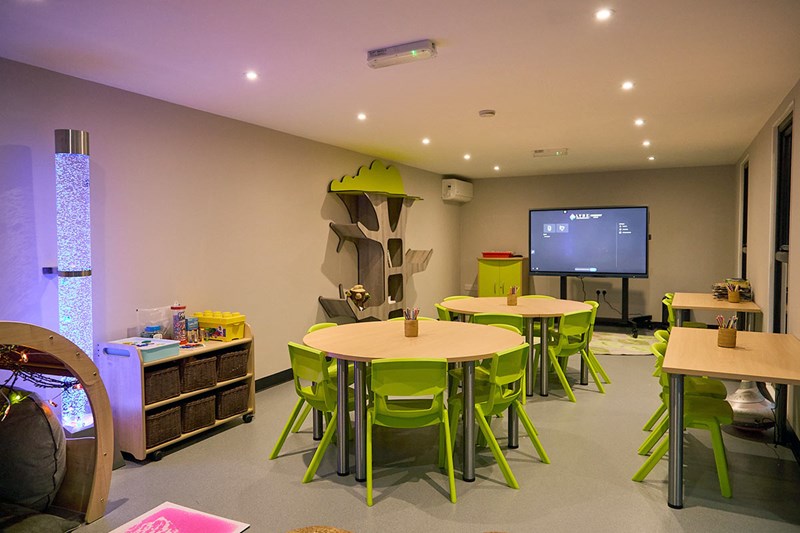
(312, 408, 323, 440)
(525, 317, 535, 396)
(508, 391, 519, 449)
(775, 384, 788, 445)
(336, 358, 349, 476)
(676, 312, 684, 327)
(463, 361, 476, 482)
(354, 361, 367, 481)
(668, 373, 685, 509)
(580, 356, 589, 386)
(539, 317, 549, 396)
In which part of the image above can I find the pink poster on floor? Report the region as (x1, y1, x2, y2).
(110, 502, 249, 533)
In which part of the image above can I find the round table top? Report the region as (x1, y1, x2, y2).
(440, 296, 591, 317)
(302, 320, 524, 363)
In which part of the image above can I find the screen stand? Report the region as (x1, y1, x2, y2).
(559, 276, 651, 337)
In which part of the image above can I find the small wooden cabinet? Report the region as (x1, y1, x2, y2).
(478, 258, 523, 297)
(95, 324, 255, 461)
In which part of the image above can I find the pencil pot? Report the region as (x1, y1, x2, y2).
(404, 320, 419, 338)
(507, 294, 518, 306)
(727, 289, 740, 303)
(717, 328, 737, 348)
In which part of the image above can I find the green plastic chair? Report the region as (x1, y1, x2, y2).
(518, 294, 555, 337)
(291, 323, 343, 433)
(533, 309, 602, 402)
(443, 295, 473, 301)
(270, 342, 353, 485)
(653, 328, 670, 343)
(632, 345, 733, 498)
(663, 293, 707, 330)
(639, 342, 728, 439)
(448, 343, 549, 489)
(366, 359, 455, 506)
(578, 300, 611, 384)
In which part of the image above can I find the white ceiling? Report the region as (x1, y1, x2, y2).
(2, 0, 800, 179)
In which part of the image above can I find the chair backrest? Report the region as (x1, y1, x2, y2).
(306, 322, 338, 333)
(650, 341, 668, 383)
(584, 300, 599, 344)
(551, 309, 592, 355)
(435, 303, 453, 321)
(479, 343, 530, 415)
(519, 294, 555, 299)
(487, 323, 522, 335)
(473, 313, 524, 332)
(287, 342, 337, 412)
(662, 293, 676, 330)
(653, 329, 670, 343)
(443, 295, 473, 301)
(370, 359, 447, 429)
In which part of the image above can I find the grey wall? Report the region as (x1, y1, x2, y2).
(459, 166, 738, 324)
(0, 58, 462, 378)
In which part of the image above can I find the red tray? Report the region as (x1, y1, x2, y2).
(482, 251, 513, 258)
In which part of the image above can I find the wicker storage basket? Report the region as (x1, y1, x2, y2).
(180, 355, 217, 393)
(144, 365, 180, 405)
(217, 347, 249, 381)
(145, 405, 181, 448)
(216, 383, 249, 419)
(181, 395, 216, 433)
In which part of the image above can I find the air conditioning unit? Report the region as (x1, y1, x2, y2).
(442, 178, 473, 203)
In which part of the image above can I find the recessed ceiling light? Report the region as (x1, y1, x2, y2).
(357, 113, 367, 121)
(595, 8, 614, 21)
(634, 118, 645, 127)
(244, 71, 258, 81)
(642, 140, 651, 147)
(463, 154, 471, 160)
(422, 137, 430, 145)
(493, 165, 500, 171)
(648, 156, 655, 161)
(621, 81, 635, 91)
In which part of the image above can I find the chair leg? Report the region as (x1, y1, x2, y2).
(531, 347, 540, 394)
(302, 407, 338, 483)
(638, 415, 668, 455)
(448, 399, 462, 452)
(642, 403, 667, 432)
(475, 406, 519, 489)
(632, 432, 669, 482)
(269, 398, 305, 459)
(441, 412, 457, 503)
(549, 351, 576, 402)
(291, 403, 313, 433)
(585, 347, 611, 384)
(581, 351, 605, 394)
(514, 400, 550, 464)
(708, 423, 732, 498)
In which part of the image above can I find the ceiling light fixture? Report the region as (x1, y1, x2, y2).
(595, 8, 614, 21)
(493, 165, 500, 171)
(367, 39, 437, 69)
(357, 113, 367, 121)
(533, 148, 569, 158)
(648, 156, 655, 161)
(621, 81, 635, 90)
(478, 109, 496, 118)
(244, 71, 258, 81)
(463, 154, 471, 160)
(642, 140, 651, 147)
(634, 118, 645, 126)
(422, 138, 430, 145)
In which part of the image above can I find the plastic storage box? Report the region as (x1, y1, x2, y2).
(194, 311, 246, 342)
(104, 337, 180, 363)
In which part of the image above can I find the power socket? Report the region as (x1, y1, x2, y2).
(595, 290, 601, 297)
(602, 290, 607, 296)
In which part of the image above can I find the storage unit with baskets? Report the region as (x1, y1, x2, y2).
(95, 324, 255, 461)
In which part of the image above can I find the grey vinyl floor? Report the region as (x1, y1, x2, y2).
(78, 350, 800, 533)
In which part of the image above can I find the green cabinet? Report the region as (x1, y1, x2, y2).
(477, 258, 523, 297)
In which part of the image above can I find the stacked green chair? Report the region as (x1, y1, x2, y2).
(653, 329, 670, 344)
(448, 343, 549, 489)
(633, 343, 733, 498)
(366, 359, 455, 506)
(639, 342, 728, 447)
(532, 309, 603, 402)
(663, 292, 707, 330)
(270, 342, 353, 485)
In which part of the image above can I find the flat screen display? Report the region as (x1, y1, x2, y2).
(528, 206, 649, 278)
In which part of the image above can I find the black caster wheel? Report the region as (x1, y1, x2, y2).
(243, 413, 254, 423)
(149, 450, 165, 462)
